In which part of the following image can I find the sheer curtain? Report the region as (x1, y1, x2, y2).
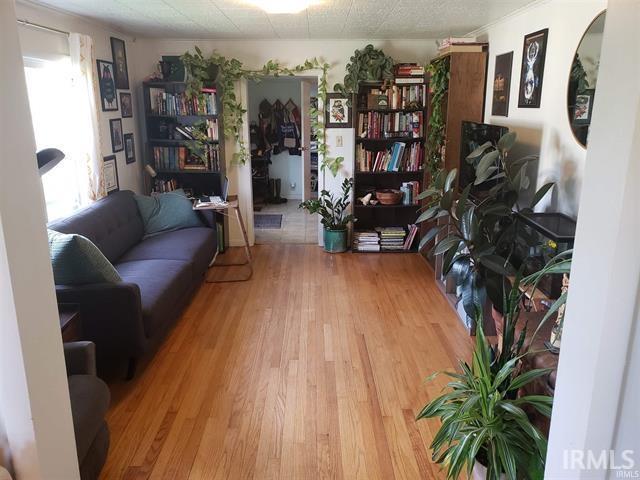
(68, 33, 105, 202)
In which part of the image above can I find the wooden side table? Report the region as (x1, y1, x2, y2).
(59, 303, 81, 342)
(194, 195, 253, 282)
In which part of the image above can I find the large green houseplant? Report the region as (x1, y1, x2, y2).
(333, 44, 395, 97)
(417, 132, 554, 327)
(300, 178, 355, 253)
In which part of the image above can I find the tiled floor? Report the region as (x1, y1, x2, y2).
(254, 201, 318, 244)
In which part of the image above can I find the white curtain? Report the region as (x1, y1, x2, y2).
(68, 33, 105, 201)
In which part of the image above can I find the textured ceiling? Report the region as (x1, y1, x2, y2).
(26, 0, 538, 39)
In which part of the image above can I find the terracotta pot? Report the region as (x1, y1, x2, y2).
(375, 189, 402, 205)
(472, 461, 506, 480)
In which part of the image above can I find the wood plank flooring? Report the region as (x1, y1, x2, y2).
(102, 244, 472, 479)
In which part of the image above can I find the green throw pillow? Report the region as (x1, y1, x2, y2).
(134, 189, 202, 238)
(47, 230, 122, 285)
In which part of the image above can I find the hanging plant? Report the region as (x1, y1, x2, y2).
(181, 48, 342, 175)
(333, 44, 395, 97)
(425, 57, 450, 181)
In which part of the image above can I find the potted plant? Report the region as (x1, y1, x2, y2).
(333, 44, 395, 97)
(417, 132, 555, 331)
(300, 178, 355, 253)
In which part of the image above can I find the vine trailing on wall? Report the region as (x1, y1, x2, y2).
(333, 44, 395, 97)
(181, 47, 343, 175)
(425, 57, 450, 181)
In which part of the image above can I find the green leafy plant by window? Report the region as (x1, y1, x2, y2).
(181, 48, 343, 174)
(425, 57, 450, 180)
(333, 44, 395, 97)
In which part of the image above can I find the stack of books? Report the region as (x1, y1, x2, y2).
(394, 63, 425, 84)
(356, 142, 423, 173)
(353, 231, 380, 252)
(376, 227, 407, 251)
(437, 37, 486, 55)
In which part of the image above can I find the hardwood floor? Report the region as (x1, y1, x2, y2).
(102, 244, 472, 479)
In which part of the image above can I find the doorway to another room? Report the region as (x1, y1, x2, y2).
(249, 77, 318, 244)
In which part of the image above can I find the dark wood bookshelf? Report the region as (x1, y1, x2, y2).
(351, 76, 428, 254)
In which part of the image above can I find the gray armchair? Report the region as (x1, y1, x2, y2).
(64, 342, 110, 480)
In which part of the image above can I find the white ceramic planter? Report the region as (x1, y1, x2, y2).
(0, 466, 11, 480)
(472, 461, 506, 480)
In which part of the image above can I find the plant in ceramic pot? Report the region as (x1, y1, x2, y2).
(417, 132, 555, 331)
(300, 178, 355, 253)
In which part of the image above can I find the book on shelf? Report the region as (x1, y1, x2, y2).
(152, 145, 220, 171)
(438, 36, 478, 49)
(395, 63, 425, 77)
(394, 77, 425, 85)
(400, 181, 421, 205)
(352, 230, 381, 252)
(437, 44, 486, 55)
(148, 87, 217, 116)
(356, 142, 424, 172)
(357, 111, 423, 140)
(363, 85, 425, 110)
(404, 224, 419, 250)
(152, 178, 178, 193)
(353, 226, 418, 252)
(173, 118, 219, 141)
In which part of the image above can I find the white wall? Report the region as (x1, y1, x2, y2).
(543, 0, 640, 476)
(471, 0, 607, 217)
(1, 1, 79, 478)
(248, 77, 304, 200)
(16, 0, 145, 194)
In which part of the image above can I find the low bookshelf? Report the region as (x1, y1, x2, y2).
(142, 81, 225, 197)
(352, 72, 427, 254)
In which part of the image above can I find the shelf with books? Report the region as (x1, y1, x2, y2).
(149, 138, 219, 145)
(352, 74, 428, 254)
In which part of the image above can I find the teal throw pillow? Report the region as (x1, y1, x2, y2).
(47, 230, 122, 285)
(134, 189, 202, 238)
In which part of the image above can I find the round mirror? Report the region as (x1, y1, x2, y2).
(568, 11, 606, 148)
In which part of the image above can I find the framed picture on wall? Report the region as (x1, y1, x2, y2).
(103, 155, 119, 194)
(573, 89, 595, 124)
(124, 133, 136, 164)
(110, 118, 124, 153)
(518, 28, 549, 108)
(492, 51, 513, 116)
(110, 37, 129, 89)
(120, 92, 133, 118)
(325, 93, 351, 128)
(96, 60, 118, 111)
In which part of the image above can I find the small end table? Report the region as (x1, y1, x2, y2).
(59, 303, 81, 342)
(194, 195, 253, 282)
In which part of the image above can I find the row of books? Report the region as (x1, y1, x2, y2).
(400, 181, 421, 206)
(395, 63, 425, 77)
(174, 119, 219, 141)
(152, 145, 220, 171)
(352, 225, 419, 252)
(148, 87, 217, 116)
(152, 178, 178, 194)
(358, 111, 423, 139)
(366, 85, 426, 110)
(356, 142, 423, 172)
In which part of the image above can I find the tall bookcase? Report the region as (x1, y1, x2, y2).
(352, 78, 427, 253)
(142, 81, 225, 198)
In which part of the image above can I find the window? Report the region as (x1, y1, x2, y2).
(24, 56, 88, 221)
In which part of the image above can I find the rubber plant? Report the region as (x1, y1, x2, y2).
(425, 56, 450, 181)
(333, 44, 395, 97)
(182, 47, 342, 174)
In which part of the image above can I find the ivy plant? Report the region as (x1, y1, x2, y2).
(425, 57, 450, 181)
(181, 48, 343, 175)
(333, 44, 395, 96)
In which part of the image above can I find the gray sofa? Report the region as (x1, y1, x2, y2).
(49, 190, 216, 376)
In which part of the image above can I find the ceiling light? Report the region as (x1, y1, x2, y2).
(246, 0, 322, 14)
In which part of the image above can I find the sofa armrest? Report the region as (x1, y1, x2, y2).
(64, 341, 96, 376)
(56, 282, 147, 361)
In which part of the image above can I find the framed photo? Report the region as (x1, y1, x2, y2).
(325, 93, 351, 128)
(110, 118, 124, 153)
(110, 37, 129, 89)
(518, 28, 549, 108)
(120, 92, 133, 118)
(103, 155, 119, 194)
(96, 60, 118, 111)
(492, 51, 513, 116)
(124, 133, 136, 164)
(573, 89, 595, 124)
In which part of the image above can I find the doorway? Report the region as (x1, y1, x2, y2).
(248, 76, 318, 244)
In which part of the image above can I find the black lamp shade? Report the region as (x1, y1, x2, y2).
(36, 148, 65, 176)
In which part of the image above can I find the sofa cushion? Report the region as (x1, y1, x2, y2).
(134, 189, 202, 238)
(115, 259, 192, 336)
(68, 375, 110, 464)
(118, 227, 216, 280)
(48, 191, 144, 263)
(47, 230, 122, 285)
